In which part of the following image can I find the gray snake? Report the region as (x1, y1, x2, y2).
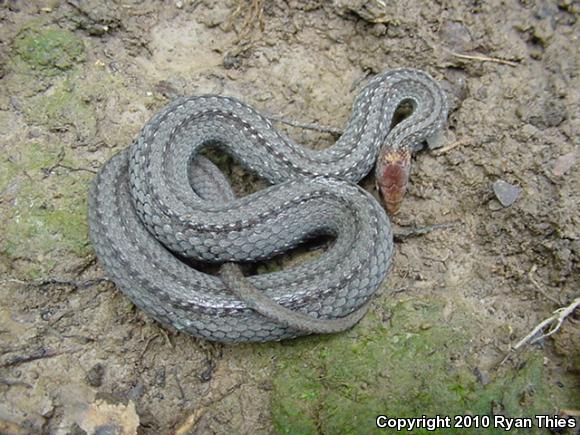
(88, 68, 448, 342)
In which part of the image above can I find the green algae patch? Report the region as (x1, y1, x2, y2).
(24, 68, 125, 142)
(2, 57, 145, 277)
(1, 141, 92, 278)
(267, 298, 572, 434)
(13, 26, 85, 76)
(26, 77, 97, 141)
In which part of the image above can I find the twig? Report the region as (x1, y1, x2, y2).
(0, 378, 33, 388)
(76, 256, 98, 276)
(46, 163, 97, 175)
(230, 0, 265, 40)
(446, 49, 519, 67)
(173, 382, 241, 435)
(559, 409, 580, 418)
(159, 328, 174, 348)
(41, 149, 97, 176)
(140, 334, 160, 359)
(512, 297, 579, 351)
(41, 148, 66, 177)
(499, 296, 580, 366)
(1, 277, 111, 290)
(528, 265, 561, 305)
(267, 115, 343, 135)
(1, 347, 82, 368)
(174, 370, 187, 404)
(393, 222, 458, 242)
(432, 138, 470, 156)
(249, 0, 265, 32)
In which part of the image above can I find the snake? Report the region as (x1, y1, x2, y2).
(88, 68, 448, 343)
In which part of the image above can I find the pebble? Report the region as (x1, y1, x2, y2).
(223, 53, 241, 70)
(86, 363, 105, 387)
(492, 180, 521, 207)
(552, 151, 575, 177)
(438, 21, 473, 52)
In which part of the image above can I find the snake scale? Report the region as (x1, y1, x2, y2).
(88, 68, 448, 342)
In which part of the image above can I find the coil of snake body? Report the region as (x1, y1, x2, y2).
(88, 68, 447, 342)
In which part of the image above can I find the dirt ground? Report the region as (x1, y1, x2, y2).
(0, 0, 578, 434)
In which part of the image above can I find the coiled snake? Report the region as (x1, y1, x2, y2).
(88, 68, 447, 342)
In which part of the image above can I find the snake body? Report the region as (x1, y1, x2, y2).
(88, 68, 447, 342)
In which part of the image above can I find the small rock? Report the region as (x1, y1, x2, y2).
(154, 367, 166, 387)
(492, 180, 521, 207)
(127, 381, 145, 401)
(517, 123, 539, 141)
(258, 380, 273, 391)
(439, 21, 474, 52)
(441, 70, 468, 111)
(333, 0, 388, 23)
(77, 399, 139, 435)
(530, 18, 555, 47)
(94, 425, 120, 435)
(198, 359, 215, 382)
(369, 23, 387, 37)
(517, 97, 567, 129)
(67, 0, 121, 36)
(473, 367, 491, 386)
(86, 363, 105, 387)
(552, 151, 575, 177)
(426, 130, 447, 150)
(223, 53, 241, 70)
(543, 99, 567, 127)
(154, 80, 180, 99)
(69, 423, 88, 435)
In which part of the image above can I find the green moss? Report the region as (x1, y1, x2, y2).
(0, 142, 92, 278)
(6, 179, 89, 255)
(26, 77, 97, 139)
(13, 26, 85, 76)
(1, 39, 140, 277)
(23, 68, 126, 141)
(272, 364, 322, 434)
(266, 298, 573, 434)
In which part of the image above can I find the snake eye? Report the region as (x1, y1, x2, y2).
(376, 149, 411, 214)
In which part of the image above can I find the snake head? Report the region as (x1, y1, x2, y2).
(376, 148, 411, 215)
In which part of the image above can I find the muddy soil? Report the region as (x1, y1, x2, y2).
(0, 0, 578, 434)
